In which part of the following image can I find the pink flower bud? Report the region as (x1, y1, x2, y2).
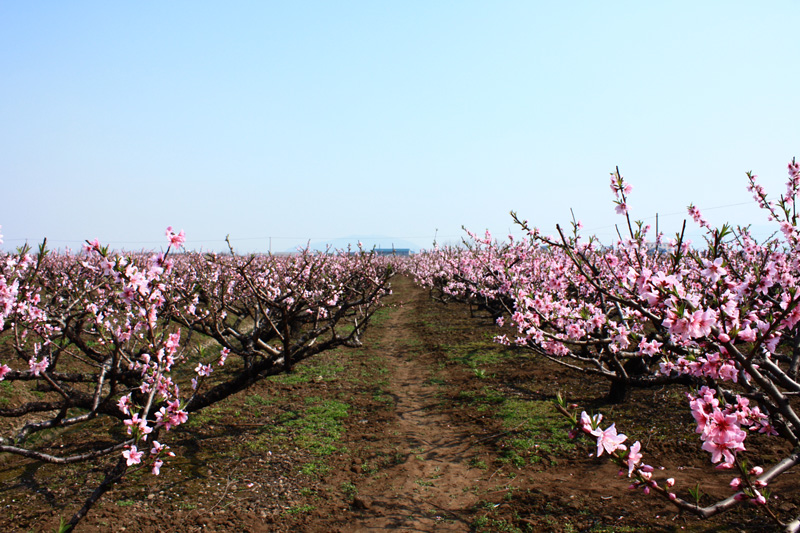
(668, 492, 676, 500)
(730, 477, 742, 489)
(666, 478, 675, 488)
(749, 466, 764, 476)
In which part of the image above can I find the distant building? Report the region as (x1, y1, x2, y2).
(375, 248, 412, 256)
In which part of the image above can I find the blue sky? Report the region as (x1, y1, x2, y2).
(2, 1, 798, 252)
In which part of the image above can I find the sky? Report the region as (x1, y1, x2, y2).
(2, 1, 799, 253)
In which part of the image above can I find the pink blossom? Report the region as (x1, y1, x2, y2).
(687, 308, 716, 339)
(124, 413, 152, 436)
(151, 441, 167, 455)
(122, 445, 143, 466)
(596, 423, 627, 456)
(165, 226, 186, 247)
(688, 204, 708, 227)
(117, 394, 133, 415)
(566, 323, 585, 340)
(579, 411, 603, 436)
(170, 409, 188, 427)
(195, 363, 213, 377)
(789, 159, 800, 179)
(626, 440, 642, 476)
(701, 433, 744, 465)
(718, 363, 738, 382)
(701, 257, 727, 283)
(165, 331, 181, 354)
(738, 325, 757, 342)
(637, 338, 662, 356)
(28, 357, 49, 376)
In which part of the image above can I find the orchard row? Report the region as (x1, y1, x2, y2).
(407, 159, 800, 531)
(0, 233, 394, 530)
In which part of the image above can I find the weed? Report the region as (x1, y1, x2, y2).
(473, 515, 489, 527)
(301, 461, 331, 477)
(468, 457, 488, 469)
(283, 504, 315, 515)
(475, 518, 523, 532)
(361, 460, 378, 474)
(340, 481, 357, 498)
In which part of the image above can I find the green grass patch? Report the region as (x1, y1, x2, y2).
(283, 504, 315, 516)
(269, 357, 346, 385)
(244, 393, 273, 408)
(183, 405, 229, 428)
(340, 481, 358, 498)
(277, 397, 349, 456)
(456, 387, 505, 406)
(300, 461, 331, 477)
(498, 399, 572, 466)
(446, 346, 506, 369)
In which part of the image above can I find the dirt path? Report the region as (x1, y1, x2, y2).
(344, 277, 488, 531)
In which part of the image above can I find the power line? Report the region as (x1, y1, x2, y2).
(584, 199, 765, 233)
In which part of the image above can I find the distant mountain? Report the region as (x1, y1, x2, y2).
(287, 235, 420, 254)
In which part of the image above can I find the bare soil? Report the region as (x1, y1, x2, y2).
(0, 275, 797, 532)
